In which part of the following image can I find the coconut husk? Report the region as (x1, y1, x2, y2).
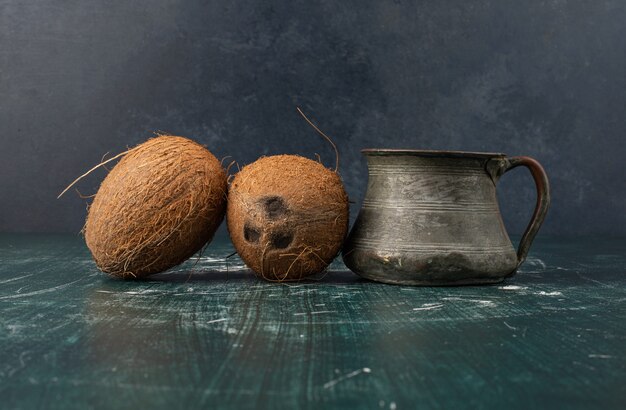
(227, 154, 349, 281)
(84, 135, 227, 279)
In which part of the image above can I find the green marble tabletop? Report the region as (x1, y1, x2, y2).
(0, 234, 624, 409)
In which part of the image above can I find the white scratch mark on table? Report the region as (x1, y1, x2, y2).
(443, 297, 497, 307)
(576, 272, 611, 287)
(323, 367, 371, 389)
(588, 354, 614, 359)
(537, 291, 563, 296)
(0, 279, 83, 300)
(0, 274, 34, 284)
(413, 304, 444, 311)
(503, 321, 518, 331)
(206, 318, 228, 324)
(293, 311, 337, 316)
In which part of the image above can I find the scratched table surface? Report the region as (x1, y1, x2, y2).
(0, 234, 624, 409)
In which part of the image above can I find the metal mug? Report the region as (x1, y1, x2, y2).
(342, 149, 550, 285)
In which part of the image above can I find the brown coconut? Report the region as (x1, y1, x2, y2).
(227, 155, 349, 281)
(84, 135, 227, 279)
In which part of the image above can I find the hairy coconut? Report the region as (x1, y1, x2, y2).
(227, 155, 349, 281)
(84, 135, 227, 279)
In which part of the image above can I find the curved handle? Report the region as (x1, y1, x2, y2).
(487, 156, 551, 267)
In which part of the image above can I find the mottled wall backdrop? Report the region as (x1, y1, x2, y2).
(1, 1, 624, 235)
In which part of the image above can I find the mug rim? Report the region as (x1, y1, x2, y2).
(362, 148, 506, 158)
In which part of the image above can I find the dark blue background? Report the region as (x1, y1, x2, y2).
(1, 1, 624, 235)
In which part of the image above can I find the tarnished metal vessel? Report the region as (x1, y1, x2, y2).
(343, 149, 550, 285)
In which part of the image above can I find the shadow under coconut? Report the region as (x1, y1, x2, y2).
(147, 269, 365, 285)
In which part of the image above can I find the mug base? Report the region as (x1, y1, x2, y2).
(353, 271, 510, 286)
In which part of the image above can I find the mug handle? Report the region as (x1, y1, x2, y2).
(487, 156, 551, 268)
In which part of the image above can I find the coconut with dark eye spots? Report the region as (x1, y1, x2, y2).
(226, 154, 349, 281)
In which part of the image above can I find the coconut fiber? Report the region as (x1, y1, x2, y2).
(227, 155, 349, 281)
(84, 135, 227, 279)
